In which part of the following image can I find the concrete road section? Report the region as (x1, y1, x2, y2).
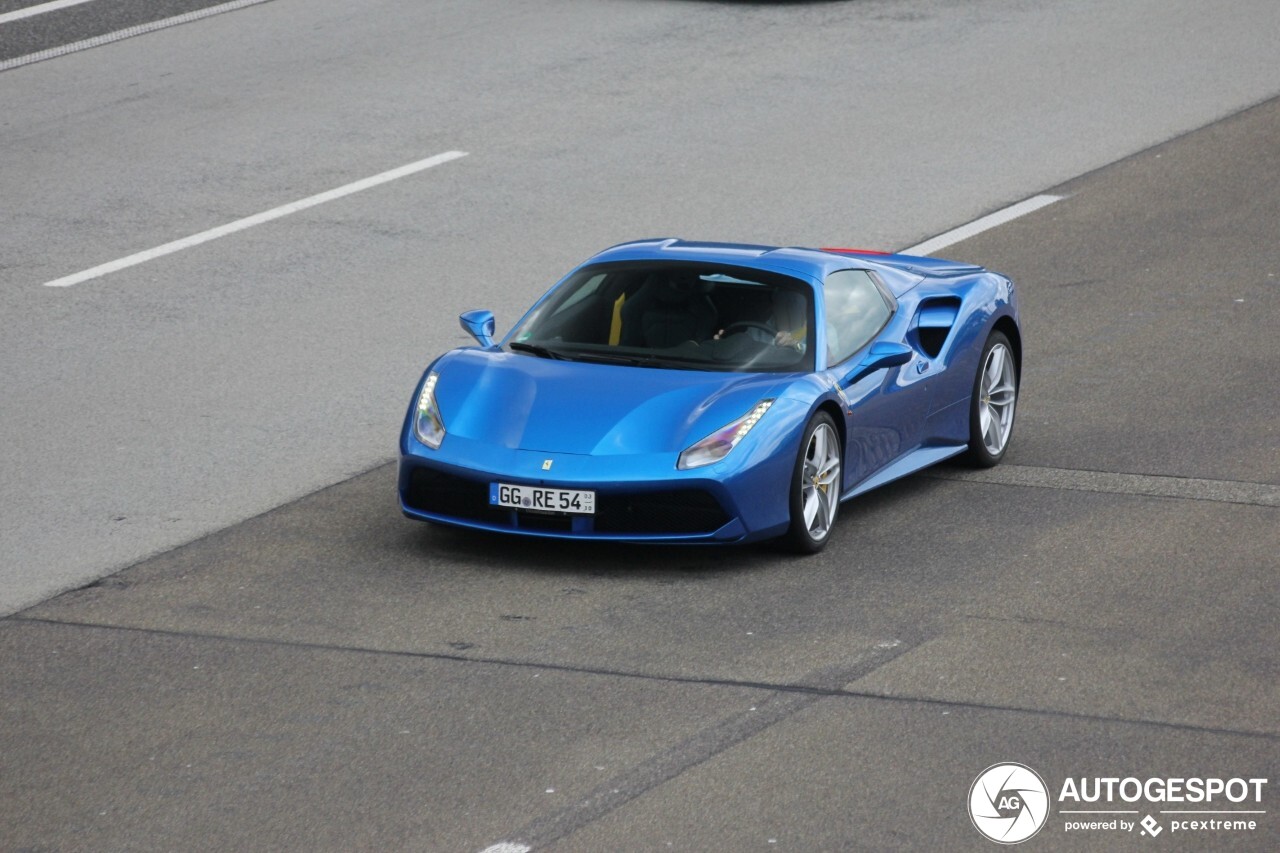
(0, 0, 259, 65)
(3, 95, 1277, 849)
(4, 0, 1280, 614)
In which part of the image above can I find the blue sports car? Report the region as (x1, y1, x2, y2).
(399, 239, 1019, 552)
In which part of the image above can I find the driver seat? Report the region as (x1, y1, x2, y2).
(620, 275, 718, 348)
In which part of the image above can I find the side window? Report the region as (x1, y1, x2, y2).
(824, 270, 893, 365)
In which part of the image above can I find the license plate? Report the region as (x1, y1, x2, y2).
(490, 482, 596, 515)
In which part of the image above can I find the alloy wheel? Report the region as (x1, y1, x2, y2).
(978, 343, 1017, 456)
(801, 422, 841, 541)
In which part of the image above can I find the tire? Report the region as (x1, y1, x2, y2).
(784, 412, 842, 553)
(964, 331, 1018, 467)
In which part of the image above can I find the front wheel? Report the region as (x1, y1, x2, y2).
(784, 412, 842, 553)
(964, 331, 1018, 467)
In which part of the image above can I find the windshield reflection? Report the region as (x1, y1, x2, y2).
(511, 262, 815, 373)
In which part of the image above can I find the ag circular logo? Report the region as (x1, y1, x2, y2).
(969, 762, 1050, 844)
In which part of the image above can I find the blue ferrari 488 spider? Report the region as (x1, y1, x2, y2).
(400, 239, 1019, 552)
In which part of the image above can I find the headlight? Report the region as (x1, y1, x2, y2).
(413, 372, 446, 449)
(678, 399, 774, 470)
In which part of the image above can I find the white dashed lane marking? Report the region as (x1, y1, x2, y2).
(901, 194, 1063, 256)
(0, 0, 278, 71)
(0, 0, 99, 26)
(41, 151, 467, 288)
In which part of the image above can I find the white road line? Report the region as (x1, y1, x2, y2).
(901, 194, 1062, 256)
(478, 845, 532, 853)
(0, 0, 276, 72)
(42, 151, 468, 288)
(0, 0, 97, 26)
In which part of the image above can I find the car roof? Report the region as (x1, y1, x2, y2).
(584, 238, 985, 298)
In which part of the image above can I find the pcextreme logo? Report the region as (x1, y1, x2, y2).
(969, 763, 1270, 844)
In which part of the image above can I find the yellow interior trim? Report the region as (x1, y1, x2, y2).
(608, 292, 626, 345)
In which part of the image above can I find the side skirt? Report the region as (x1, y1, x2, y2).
(842, 444, 966, 501)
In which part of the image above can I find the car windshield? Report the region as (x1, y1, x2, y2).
(509, 262, 815, 373)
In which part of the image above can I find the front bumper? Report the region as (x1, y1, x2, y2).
(399, 459, 754, 542)
(398, 436, 802, 544)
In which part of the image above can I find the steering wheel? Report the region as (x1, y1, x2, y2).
(719, 321, 777, 338)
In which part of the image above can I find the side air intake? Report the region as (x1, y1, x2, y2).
(912, 298, 960, 358)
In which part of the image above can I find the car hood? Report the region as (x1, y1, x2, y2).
(432, 349, 787, 455)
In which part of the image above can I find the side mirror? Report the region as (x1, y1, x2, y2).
(840, 341, 912, 387)
(459, 309, 496, 348)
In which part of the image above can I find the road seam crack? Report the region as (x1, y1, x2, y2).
(923, 464, 1280, 507)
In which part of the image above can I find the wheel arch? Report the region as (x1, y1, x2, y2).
(991, 315, 1022, 382)
(814, 398, 848, 482)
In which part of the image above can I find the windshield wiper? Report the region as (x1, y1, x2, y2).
(509, 341, 568, 360)
(569, 351, 718, 371)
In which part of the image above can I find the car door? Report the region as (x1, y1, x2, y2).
(822, 269, 934, 491)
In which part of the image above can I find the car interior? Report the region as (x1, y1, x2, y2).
(513, 264, 816, 372)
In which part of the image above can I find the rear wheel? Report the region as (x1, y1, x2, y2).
(965, 331, 1018, 467)
(784, 412, 842, 553)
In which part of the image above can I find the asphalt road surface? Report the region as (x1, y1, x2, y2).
(5, 0, 1280, 615)
(2, 0, 1279, 850)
